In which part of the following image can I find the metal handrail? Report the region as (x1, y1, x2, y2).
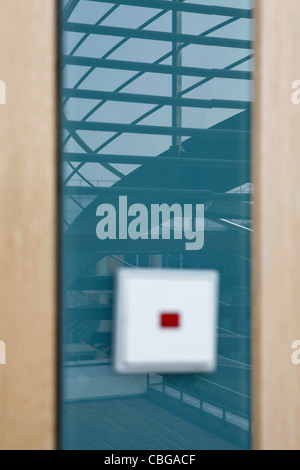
(85, 0, 253, 19)
(64, 22, 253, 50)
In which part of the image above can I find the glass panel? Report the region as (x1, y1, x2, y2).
(60, 0, 253, 450)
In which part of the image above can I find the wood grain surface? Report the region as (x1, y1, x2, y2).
(253, 0, 300, 451)
(0, 0, 57, 450)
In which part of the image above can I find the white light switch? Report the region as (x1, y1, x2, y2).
(114, 268, 219, 374)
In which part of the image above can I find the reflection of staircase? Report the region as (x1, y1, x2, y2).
(62, 0, 253, 450)
(63, 111, 252, 447)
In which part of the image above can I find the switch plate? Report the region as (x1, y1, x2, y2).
(114, 268, 219, 374)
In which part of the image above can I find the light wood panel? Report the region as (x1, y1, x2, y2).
(0, 1, 57, 450)
(253, 0, 300, 450)
(1, 0, 300, 452)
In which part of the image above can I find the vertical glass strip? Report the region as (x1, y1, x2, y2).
(60, 0, 254, 450)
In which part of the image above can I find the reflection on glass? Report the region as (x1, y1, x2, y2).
(61, 0, 253, 450)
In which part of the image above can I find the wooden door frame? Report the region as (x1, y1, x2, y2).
(1, 0, 300, 451)
(253, 0, 300, 451)
(0, 0, 58, 450)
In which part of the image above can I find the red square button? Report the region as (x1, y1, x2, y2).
(160, 313, 180, 328)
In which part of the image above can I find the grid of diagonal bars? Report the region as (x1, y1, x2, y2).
(62, 0, 253, 190)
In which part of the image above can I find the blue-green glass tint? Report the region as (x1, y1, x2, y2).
(60, 0, 253, 450)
